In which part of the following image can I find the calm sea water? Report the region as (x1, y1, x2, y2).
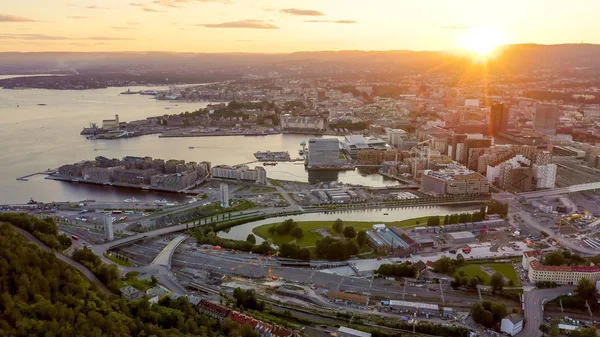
(0, 83, 398, 204)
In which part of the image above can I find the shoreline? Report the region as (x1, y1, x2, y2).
(46, 175, 202, 195)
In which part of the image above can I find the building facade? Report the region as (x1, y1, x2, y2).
(534, 103, 558, 135)
(500, 314, 523, 336)
(211, 165, 267, 184)
(523, 251, 600, 285)
(307, 138, 342, 167)
(280, 117, 325, 131)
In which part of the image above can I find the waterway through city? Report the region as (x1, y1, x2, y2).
(218, 204, 482, 242)
(0, 81, 398, 204)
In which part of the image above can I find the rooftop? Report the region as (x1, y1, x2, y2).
(504, 313, 523, 324)
(388, 300, 439, 310)
(337, 326, 372, 337)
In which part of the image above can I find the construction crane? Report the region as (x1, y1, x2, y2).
(556, 216, 568, 246)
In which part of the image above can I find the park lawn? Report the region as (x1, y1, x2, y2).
(454, 263, 520, 286)
(252, 216, 445, 248)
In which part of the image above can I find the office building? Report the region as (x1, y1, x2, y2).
(341, 135, 389, 157)
(421, 169, 490, 196)
(490, 103, 509, 136)
(104, 214, 114, 241)
(534, 103, 558, 135)
(307, 138, 342, 167)
(220, 183, 229, 208)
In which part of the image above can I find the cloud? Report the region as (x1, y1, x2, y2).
(67, 15, 87, 19)
(130, 2, 166, 12)
(111, 26, 136, 30)
(153, 0, 231, 7)
(0, 33, 133, 41)
(442, 25, 469, 30)
(0, 14, 39, 22)
(304, 20, 357, 24)
(200, 20, 279, 29)
(67, 3, 109, 9)
(280, 8, 324, 16)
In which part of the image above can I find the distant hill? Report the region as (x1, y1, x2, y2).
(1, 44, 599, 76)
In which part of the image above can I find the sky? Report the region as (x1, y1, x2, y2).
(1, 0, 600, 53)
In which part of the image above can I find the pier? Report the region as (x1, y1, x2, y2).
(16, 168, 58, 181)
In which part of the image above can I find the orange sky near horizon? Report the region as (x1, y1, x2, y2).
(1, 0, 599, 53)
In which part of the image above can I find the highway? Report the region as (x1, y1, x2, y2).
(519, 286, 574, 337)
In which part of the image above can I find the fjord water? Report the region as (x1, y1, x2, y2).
(0, 84, 399, 204)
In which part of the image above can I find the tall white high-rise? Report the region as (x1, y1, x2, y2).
(220, 183, 229, 208)
(104, 214, 114, 241)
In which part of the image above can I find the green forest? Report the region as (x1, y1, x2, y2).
(0, 222, 256, 337)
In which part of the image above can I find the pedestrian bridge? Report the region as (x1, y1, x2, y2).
(519, 181, 600, 199)
(151, 235, 188, 269)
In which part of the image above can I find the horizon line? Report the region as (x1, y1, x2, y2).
(0, 42, 598, 55)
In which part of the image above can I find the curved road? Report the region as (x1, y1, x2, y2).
(519, 286, 574, 337)
(11, 225, 111, 295)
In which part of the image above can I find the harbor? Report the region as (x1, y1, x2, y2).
(16, 168, 58, 181)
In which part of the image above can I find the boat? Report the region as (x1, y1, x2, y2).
(263, 162, 278, 166)
(37, 103, 47, 106)
(383, 213, 389, 215)
(298, 149, 305, 155)
(245, 132, 268, 137)
(189, 146, 195, 149)
(27, 198, 38, 205)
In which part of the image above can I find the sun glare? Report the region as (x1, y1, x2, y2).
(462, 27, 504, 56)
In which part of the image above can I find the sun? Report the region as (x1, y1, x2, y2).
(461, 27, 504, 56)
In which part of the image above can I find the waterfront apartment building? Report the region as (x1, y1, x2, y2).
(307, 138, 342, 167)
(523, 251, 600, 285)
(280, 116, 325, 131)
(211, 165, 267, 184)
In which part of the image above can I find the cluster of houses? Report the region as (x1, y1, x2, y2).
(197, 299, 296, 337)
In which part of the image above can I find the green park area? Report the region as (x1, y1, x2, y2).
(253, 215, 443, 248)
(454, 262, 520, 286)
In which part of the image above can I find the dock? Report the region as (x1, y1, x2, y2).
(16, 168, 58, 181)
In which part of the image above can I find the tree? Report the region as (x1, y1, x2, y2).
(455, 253, 465, 266)
(332, 219, 344, 234)
(432, 257, 455, 274)
(543, 251, 566, 266)
(427, 216, 440, 227)
(151, 275, 158, 287)
(246, 234, 256, 244)
(490, 273, 505, 293)
(468, 275, 482, 289)
(357, 230, 368, 247)
(576, 278, 597, 299)
(343, 226, 357, 239)
(290, 227, 304, 239)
